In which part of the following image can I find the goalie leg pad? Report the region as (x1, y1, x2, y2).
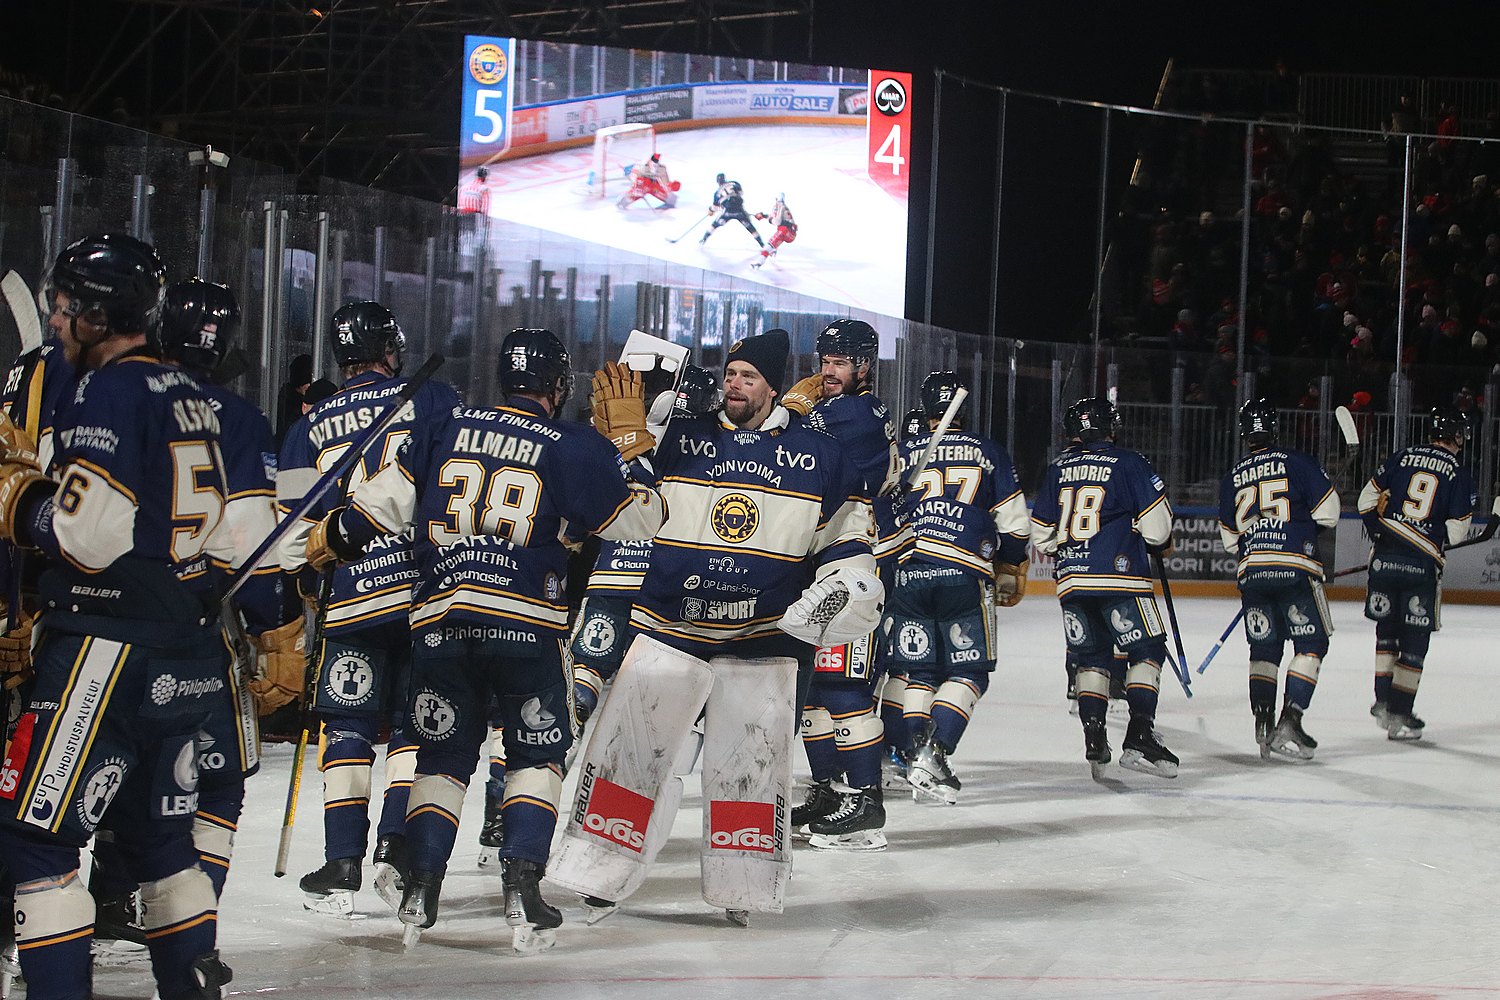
(700, 656, 796, 914)
(548, 636, 713, 904)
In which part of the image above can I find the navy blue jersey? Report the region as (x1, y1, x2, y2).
(1030, 441, 1173, 598)
(898, 429, 1028, 576)
(1218, 445, 1340, 581)
(585, 539, 654, 596)
(713, 180, 746, 214)
(635, 407, 875, 651)
(24, 353, 233, 636)
(1, 342, 78, 470)
(805, 388, 901, 558)
(1359, 445, 1478, 567)
(341, 396, 663, 642)
(277, 368, 461, 635)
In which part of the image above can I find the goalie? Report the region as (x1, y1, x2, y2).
(551, 329, 882, 925)
(616, 153, 680, 210)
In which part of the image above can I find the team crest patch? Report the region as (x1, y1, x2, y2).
(327, 651, 376, 707)
(1245, 609, 1273, 640)
(897, 623, 930, 658)
(1062, 610, 1086, 645)
(579, 614, 617, 654)
(77, 758, 127, 833)
(1368, 592, 1391, 618)
(1114, 555, 1130, 573)
(711, 493, 760, 543)
(413, 689, 458, 740)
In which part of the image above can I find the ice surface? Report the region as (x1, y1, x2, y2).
(82, 596, 1500, 999)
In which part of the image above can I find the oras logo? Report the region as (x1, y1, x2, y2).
(580, 776, 653, 853)
(814, 646, 846, 672)
(469, 43, 508, 85)
(709, 800, 775, 853)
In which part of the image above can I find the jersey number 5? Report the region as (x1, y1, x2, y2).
(1233, 478, 1290, 530)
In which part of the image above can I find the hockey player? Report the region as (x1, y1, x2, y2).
(779, 320, 898, 847)
(698, 172, 766, 249)
(1030, 397, 1179, 778)
(550, 328, 881, 924)
(751, 194, 797, 268)
(0, 233, 233, 1000)
(303, 327, 666, 952)
(1358, 406, 1478, 741)
(616, 153, 680, 210)
(1218, 399, 1340, 760)
(885, 372, 1029, 804)
(278, 300, 460, 916)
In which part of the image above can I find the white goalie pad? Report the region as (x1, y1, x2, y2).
(548, 635, 712, 903)
(699, 656, 796, 914)
(777, 566, 885, 647)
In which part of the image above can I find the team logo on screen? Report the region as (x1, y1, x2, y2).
(711, 493, 760, 543)
(469, 44, 508, 85)
(874, 78, 908, 116)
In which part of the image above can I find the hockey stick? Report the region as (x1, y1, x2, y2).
(222, 352, 444, 605)
(1152, 552, 1193, 698)
(1, 272, 43, 727)
(274, 569, 332, 877)
(1, 271, 43, 357)
(904, 388, 969, 488)
(666, 211, 712, 244)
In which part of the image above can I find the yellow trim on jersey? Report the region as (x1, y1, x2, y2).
(662, 474, 823, 504)
(653, 538, 805, 563)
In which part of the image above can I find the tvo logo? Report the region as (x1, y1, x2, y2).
(774, 444, 816, 470)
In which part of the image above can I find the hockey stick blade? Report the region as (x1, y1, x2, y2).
(1334, 405, 1359, 449)
(1, 271, 43, 355)
(905, 388, 969, 488)
(666, 213, 709, 244)
(1444, 516, 1499, 551)
(224, 352, 445, 603)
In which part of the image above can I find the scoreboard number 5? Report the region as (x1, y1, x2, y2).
(472, 89, 505, 144)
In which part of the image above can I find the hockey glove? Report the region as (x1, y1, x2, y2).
(993, 559, 1029, 608)
(781, 374, 824, 417)
(591, 361, 655, 461)
(778, 566, 884, 646)
(0, 608, 34, 691)
(0, 412, 51, 547)
(889, 481, 924, 527)
(249, 614, 308, 715)
(306, 507, 364, 571)
(1375, 489, 1391, 515)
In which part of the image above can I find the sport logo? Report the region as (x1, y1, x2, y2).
(1062, 610, 1086, 645)
(874, 77, 908, 116)
(1368, 592, 1391, 618)
(580, 615, 616, 654)
(469, 43, 508, 85)
(77, 758, 126, 833)
(579, 775, 652, 853)
(709, 799, 776, 853)
(711, 493, 759, 543)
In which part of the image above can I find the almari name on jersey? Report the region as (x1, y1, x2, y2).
(277, 368, 460, 635)
(1030, 441, 1172, 597)
(342, 397, 663, 642)
(634, 408, 874, 649)
(806, 389, 902, 559)
(898, 429, 1028, 576)
(1217, 446, 1339, 579)
(1358, 445, 1478, 566)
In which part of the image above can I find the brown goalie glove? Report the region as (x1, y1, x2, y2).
(248, 615, 307, 715)
(591, 361, 655, 461)
(992, 558, 1029, 608)
(0, 605, 33, 691)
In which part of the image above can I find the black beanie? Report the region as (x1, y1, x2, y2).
(726, 328, 789, 394)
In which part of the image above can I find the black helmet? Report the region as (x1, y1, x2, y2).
(1239, 397, 1279, 447)
(1430, 405, 1469, 446)
(901, 407, 927, 441)
(331, 301, 405, 368)
(715, 172, 726, 185)
(817, 319, 878, 366)
(45, 232, 166, 336)
(673, 364, 723, 417)
(1064, 397, 1119, 443)
(919, 371, 967, 420)
(499, 328, 573, 408)
(160, 278, 240, 377)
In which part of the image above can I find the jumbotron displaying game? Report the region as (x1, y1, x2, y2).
(457, 35, 913, 318)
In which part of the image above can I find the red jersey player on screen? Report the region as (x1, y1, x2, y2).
(617, 153, 680, 210)
(752, 194, 797, 268)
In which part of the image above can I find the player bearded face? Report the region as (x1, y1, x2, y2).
(723, 360, 776, 428)
(820, 355, 866, 397)
(49, 289, 111, 369)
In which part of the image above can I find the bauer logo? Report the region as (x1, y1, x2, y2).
(709, 799, 776, 853)
(579, 773, 652, 853)
(874, 78, 908, 116)
(469, 43, 508, 85)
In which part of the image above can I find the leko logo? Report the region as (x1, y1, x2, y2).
(581, 777, 653, 853)
(469, 43, 508, 85)
(709, 799, 776, 853)
(711, 493, 759, 543)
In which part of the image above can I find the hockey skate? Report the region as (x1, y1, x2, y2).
(791, 778, 840, 837)
(1385, 710, 1426, 741)
(185, 950, 233, 1000)
(908, 741, 961, 805)
(1253, 703, 1277, 760)
(372, 833, 409, 913)
(299, 857, 361, 916)
(1370, 701, 1391, 730)
(92, 887, 147, 952)
(581, 895, 620, 926)
(1119, 718, 1179, 778)
(2, 913, 19, 998)
(725, 909, 750, 927)
(1267, 705, 1316, 761)
(881, 746, 911, 789)
(808, 783, 887, 851)
(477, 792, 505, 869)
(397, 870, 443, 949)
(502, 859, 562, 955)
(1082, 719, 1111, 779)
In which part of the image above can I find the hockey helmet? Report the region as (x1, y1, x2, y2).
(1238, 397, 1279, 447)
(160, 278, 240, 377)
(1429, 405, 1469, 446)
(816, 319, 878, 366)
(44, 232, 167, 336)
(673, 364, 723, 417)
(331, 301, 405, 368)
(901, 407, 927, 441)
(499, 328, 573, 409)
(715, 172, 726, 185)
(1064, 397, 1119, 443)
(919, 371, 968, 420)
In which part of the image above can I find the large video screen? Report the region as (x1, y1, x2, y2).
(457, 37, 912, 319)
